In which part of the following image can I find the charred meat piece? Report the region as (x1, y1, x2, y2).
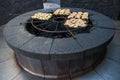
(82, 12, 89, 20)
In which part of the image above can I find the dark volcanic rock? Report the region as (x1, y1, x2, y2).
(0, 0, 43, 25)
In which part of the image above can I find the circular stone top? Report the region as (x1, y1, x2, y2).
(4, 8, 115, 60)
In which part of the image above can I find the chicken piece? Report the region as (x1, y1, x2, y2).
(71, 18, 76, 24)
(54, 9, 61, 15)
(74, 20, 81, 28)
(82, 12, 89, 20)
(31, 12, 52, 20)
(54, 9, 71, 15)
(64, 19, 75, 28)
(64, 18, 87, 28)
(75, 12, 83, 19)
(64, 9, 71, 15)
(77, 19, 87, 27)
(64, 20, 69, 25)
(60, 9, 65, 14)
(68, 12, 77, 18)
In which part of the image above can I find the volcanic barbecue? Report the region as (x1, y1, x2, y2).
(4, 8, 115, 80)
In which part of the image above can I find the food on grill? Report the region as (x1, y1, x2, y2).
(66, 11, 89, 28)
(31, 12, 52, 20)
(64, 18, 87, 28)
(53, 9, 71, 15)
(82, 12, 89, 20)
(76, 12, 83, 19)
(68, 12, 89, 20)
(68, 12, 77, 18)
(54, 9, 61, 15)
(65, 9, 71, 15)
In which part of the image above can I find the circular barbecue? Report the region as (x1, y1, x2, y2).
(4, 8, 115, 79)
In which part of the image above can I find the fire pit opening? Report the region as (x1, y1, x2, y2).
(53, 17, 66, 22)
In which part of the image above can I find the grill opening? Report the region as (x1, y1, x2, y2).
(53, 17, 66, 22)
(25, 13, 93, 39)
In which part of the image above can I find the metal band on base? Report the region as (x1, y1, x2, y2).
(16, 49, 106, 79)
(18, 61, 93, 79)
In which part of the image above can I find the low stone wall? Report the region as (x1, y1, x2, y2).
(0, 0, 43, 25)
(61, 0, 120, 20)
